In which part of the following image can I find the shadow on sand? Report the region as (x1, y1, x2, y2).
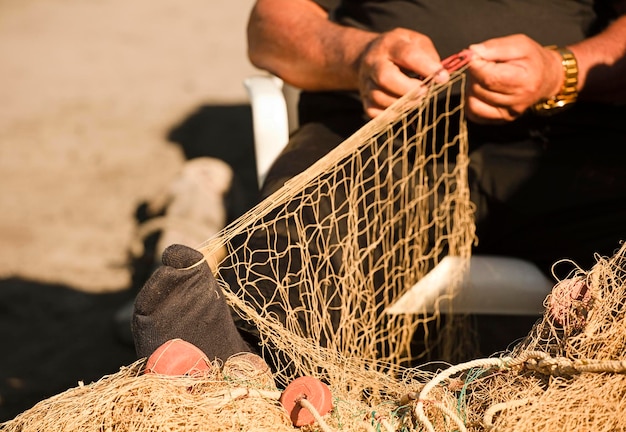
(0, 103, 259, 422)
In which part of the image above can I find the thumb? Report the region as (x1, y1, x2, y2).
(468, 43, 490, 60)
(469, 35, 528, 63)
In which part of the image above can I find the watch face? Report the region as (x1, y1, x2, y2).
(532, 97, 576, 116)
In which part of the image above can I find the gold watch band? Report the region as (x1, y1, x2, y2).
(532, 46, 579, 115)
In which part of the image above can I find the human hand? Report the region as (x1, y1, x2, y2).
(466, 34, 564, 123)
(357, 28, 449, 118)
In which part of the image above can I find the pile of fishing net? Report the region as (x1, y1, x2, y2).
(3, 65, 625, 431)
(4, 245, 626, 431)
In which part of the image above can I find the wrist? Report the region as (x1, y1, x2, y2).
(532, 46, 579, 115)
(347, 30, 380, 87)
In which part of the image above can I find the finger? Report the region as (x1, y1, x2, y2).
(369, 85, 403, 107)
(363, 71, 449, 118)
(362, 89, 396, 118)
(364, 105, 385, 119)
(371, 62, 424, 97)
(389, 33, 443, 79)
(468, 78, 518, 106)
(466, 95, 517, 124)
(469, 86, 536, 116)
(469, 58, 530, 95)
(360, 70, 416, 117)
(469, 35, 530, 63)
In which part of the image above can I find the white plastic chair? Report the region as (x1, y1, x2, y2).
(243, 75, 300, 187)
(243, 74, 553, 315)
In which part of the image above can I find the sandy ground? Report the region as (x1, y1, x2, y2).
(0, 0, 261, 421)
(0, 0, 259, 292)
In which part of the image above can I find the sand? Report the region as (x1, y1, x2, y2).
(0, 0, 261, 421)
(0, 0, 259, 292)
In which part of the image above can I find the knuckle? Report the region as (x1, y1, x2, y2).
(376, 66, 394, 86)
(480, 74, 499, 89)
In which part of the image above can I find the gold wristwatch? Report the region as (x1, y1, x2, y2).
(532, 46, 579, 115)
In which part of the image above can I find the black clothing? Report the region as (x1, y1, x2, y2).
(335, 0, 600, 56)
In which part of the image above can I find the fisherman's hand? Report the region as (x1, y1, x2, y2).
(466, 34, 564, 123)
(357, 28, 449, 118)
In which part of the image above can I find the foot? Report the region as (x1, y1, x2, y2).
(131, 244, 252, 361)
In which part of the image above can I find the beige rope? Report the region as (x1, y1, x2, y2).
(414, 351, 626, 431)
(361, 422, 377, 432)
(414, 357, 510, 432)
(298, 397, 335, 432)
(182, 256, 209, 270)
(507, 350, 626, 377)
(203, 387, 282, 409)
(483, 398, 531, 430)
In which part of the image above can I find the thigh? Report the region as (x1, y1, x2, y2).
(470, 124, 626, 275)
(261, 115, 366, 198)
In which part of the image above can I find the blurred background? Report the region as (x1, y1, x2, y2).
(0, 0, 261, 420)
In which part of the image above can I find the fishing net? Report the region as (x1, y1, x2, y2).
(206, 62, 475, 383)
(407, 243, 626, 432)
(3, 59, 625, 431)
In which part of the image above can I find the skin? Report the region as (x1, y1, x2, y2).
(247, 0, 626, 121)
(466, 17, 626, 123)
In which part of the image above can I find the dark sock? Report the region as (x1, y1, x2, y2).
(132, 244, 252, 360)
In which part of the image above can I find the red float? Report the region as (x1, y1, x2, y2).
(144, 338, 212, 377)
(279, 376, 333, 427)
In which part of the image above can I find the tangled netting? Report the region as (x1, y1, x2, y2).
(208, 68, 475, 381)
(3, 67, 626, 431)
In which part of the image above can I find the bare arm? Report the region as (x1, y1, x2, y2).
(571, 14, 626, 102)
(247, 0, 376, 91)
(247, 0, 447, 117)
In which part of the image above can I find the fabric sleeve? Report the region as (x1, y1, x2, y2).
(313, 0, 339, 12)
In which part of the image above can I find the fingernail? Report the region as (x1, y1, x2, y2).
(468, 43, 485, 57)
(434, 69, 450, 84)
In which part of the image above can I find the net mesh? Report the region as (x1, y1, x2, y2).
(4, 66, 626, 431)
(415, 244, 626, 432)
(202, 68, 475, 386)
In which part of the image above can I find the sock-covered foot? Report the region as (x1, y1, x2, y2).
(132, 244, 252, 360)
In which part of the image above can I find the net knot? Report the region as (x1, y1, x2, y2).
(547, 276, 593, 331)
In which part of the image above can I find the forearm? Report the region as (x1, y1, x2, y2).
(247, 0, 377, 91)
(569, 15, 626, 103)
